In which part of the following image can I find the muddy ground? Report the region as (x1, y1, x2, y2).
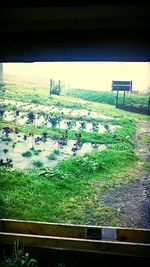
(100, 121, 150, 228)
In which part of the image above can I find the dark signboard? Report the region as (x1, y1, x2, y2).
(112, 81, 132, 91)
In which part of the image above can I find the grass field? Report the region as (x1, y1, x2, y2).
(0, 83, 149, 226)
(64, 88, 149, 108)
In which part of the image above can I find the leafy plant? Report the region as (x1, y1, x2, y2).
(39, 167, 68, 179)
(33, 149, 42, 156)
(1, 136, 12, 142)
(0, 240, 38, 267)
(27, 112, 35, 124)
(3, 148, 9, 154)
(22, 151, 32, 158)
(49, 116, 60, 128)
(47, 153, 57, 160)
(32, 160, 44, 168)
(53, 149, 60, 155)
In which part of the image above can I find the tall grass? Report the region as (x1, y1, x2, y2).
(64, 89, 149, 108)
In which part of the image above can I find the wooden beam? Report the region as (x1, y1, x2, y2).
(0, 232, 150, 258)
(1, 219, 150, 244)
(117, 228, 150, 244)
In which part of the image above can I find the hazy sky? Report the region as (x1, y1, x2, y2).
(3, 62, 150, 91)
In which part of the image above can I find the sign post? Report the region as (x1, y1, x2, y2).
(112, 81, 132, 106)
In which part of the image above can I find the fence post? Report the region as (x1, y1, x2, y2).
(148, 95, 150, 110)
(50, 79, 53, 95)
(123, 90, 126, 105)
(116, 89, 119, 106)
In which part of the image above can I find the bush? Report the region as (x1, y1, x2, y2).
(22, 150, 32, 157)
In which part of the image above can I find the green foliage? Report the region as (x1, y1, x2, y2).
(32, 160, 44, 168)
(65, 89, 149, 108)
(49, 115, 60, 127)
(27, 112, 35, 124)
(33, 149, 42, 156)
(47, 153, 57, 160)
(53, 149, 60, 155)
(0, 240, 38, 267)
(0, 83, 6, 93)
(0, 83, 145, 225)
(22, 151, 32, 158)
(1, 136, 12, 142)
(39, 167, 69, 179)
(3, 148, 9, 154)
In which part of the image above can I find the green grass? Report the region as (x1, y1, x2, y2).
(0, 116, 140, 225)
(0, 83, 148, 226)
(0, 150, 140, 225)
(64, 88, 149, 108)
(1, 83, 150, 122)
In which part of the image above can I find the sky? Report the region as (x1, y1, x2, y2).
(3, 62, 150, 92)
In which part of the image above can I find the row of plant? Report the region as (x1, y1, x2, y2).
(0, 83, 85, 110)
(1, 84, 149, 121)
(0, 117, 128, 145)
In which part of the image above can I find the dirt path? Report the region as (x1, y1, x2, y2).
(100, 121, 150, 228)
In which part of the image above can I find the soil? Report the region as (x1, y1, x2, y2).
(100, 121, 150, 228)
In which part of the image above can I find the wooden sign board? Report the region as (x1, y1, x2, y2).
(112, 81, 132, 91)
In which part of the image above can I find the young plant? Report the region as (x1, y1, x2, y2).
(32, 160, 44, 168)
(47, 153, 57, 160)
(0, 240, 38, 267)
(22, 150, 32, 157)
(3, 148, 9, 154)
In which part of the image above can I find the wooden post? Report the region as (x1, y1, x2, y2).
(123, 90, 126, 105)
(0, 63, 3, 84)
(116, 89, 119, 106)
(58, 80, 61, 95)
(13, 111, 17, 141)
(31, 133, 34, 149)
(148, 95, 150, 110)
(50, 79, 52, 95)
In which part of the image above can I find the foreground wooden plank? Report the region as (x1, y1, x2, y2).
(0, 232, 150, 258)
(0, 219, 89, 239)
(117, 228, 150, 244)
(1, 219, 150, 244)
